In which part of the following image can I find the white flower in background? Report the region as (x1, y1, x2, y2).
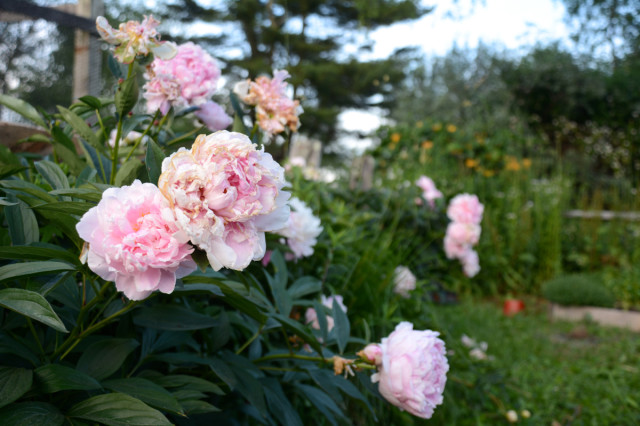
(393, 266, 416, 298)
(108, 129, 148, 148)
(276, 197, 323, 259)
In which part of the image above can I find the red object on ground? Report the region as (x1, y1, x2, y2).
(503, 299, 525, 316)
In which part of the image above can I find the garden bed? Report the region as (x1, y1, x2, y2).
(550, 304, 640, 332)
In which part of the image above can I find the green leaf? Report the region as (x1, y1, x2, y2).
(79, 95, 102, 109)
(114, 159, 143, 186)
(296, 384, 345, 426)
(35, 364, 101, 393)
(57, 106, 100, 149)
(0, 367, 33, 409)
(77, 338, 139, 380)
(50, 125, 77, 153)
(34, 201, 93, 216)
(0, 332, 39, 366)
(0, 245, 80, 266)
(263, 378, 303, 426)
(332, 298, 350, 354)
(0, 402, 64, 426)
(68, 392, 172, 426)
(267, 251, 292, 316)
(49, 188, 103, 202)
(115, 74, 139, 117)
(0, 179, 58, 203)
(79, 140, 110, 183)
(151, 375, 224, 395)
(133, 305, 220, 331)
(121, 114, 151, 139)
(289, 276, 323, 300)
(0, 197, 17, 206)
(271, 313, 323, 354)
(145, 139, 165, 185)
(0, 94, 46, 128)
(107, 54, 124, 79)
(34, 160, 70, 192)
(103, 378, 184, 415)
(0, 164, 26, 180)
(51, 140, 85, 175)
(179, 399, 220, 415)
(173, 282, 224, 296)
(4, 196, 39, 245)
(0, 288, 68, 332)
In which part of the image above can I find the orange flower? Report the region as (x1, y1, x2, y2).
(505, 159, 521, 171)
(522, 158, 532, 169)
(432, 123, 442, 132)
(465, 158, 479, 168)
(390, 132, 401, 143)
(446, 124, 457, 133)
(422, 140, 434, 150)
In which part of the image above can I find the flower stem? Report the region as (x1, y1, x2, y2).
(166, 125, 205, 146)
(124, 110, 159, 162)
(236, 324, 265, 355)
(110, 62, 135, 184)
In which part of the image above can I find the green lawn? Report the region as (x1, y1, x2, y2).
(428, 298, 640, 425)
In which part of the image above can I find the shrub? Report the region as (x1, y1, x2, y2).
(542, 274, 616, 307)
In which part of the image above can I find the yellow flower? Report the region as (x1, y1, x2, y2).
(446, 124, 457, 133)
(482, 169, 496, 177)
(462, 100, 472, 107)
(432, 123, 442, 132)
(505, 159, 521, 171)
(522, 158, 532, 169)
(416, 120, 423, 128)
(390, 132, 401, 143)
(465, 158, 479, 168)
(422, 140, 434, 150)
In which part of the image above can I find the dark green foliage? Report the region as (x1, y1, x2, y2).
(542, 274, 616, 307)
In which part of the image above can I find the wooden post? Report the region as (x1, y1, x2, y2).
(72, 0, 91, 100)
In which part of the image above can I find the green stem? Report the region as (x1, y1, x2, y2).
(236, 324, 265, 355)
(250, 122, 259, 140)
(124, 110, 159, 162)
(153, 109, 170, 137)
(110, 62, 135, 184)
(27, 318, 45, 357)
(166, 125, 205, 146)
(95, 109, 109, 141)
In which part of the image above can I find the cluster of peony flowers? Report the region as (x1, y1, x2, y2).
(275, 197, 323, 260)
(76, 180, 196, 301)
(77, 131, 290, 300)
(443, 193, 484, 277)
(143, 42, 232, 131)
(305, 295, 347, 332)
(415, 175, 443, 208)
(234, 70, 302, 135)
(360, 322, 449, 419)
(393, 266, 416, 298)
(96, 15, 177, 64)
(158, 131, 290, 271)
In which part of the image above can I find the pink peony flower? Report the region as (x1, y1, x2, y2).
(158, 131, 290, 271)
(393, 266, 416, 298)
(96, 15, 177, 64)
(234, 69, 302, 135)
(415, 175, 443, 208)
(445, 222, 481, 247)
(447, 193, 484, 224)
(276, 197, 323, 259)
(367, 322, 448, 419)
(194, 101, 233, 131)
(305, 295, 347, 331)
(76, 180, 196, 300)
(144, 42, 221, 115)
(460, 249, 480, 277)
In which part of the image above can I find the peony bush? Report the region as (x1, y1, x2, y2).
(0, 15, 453, 425)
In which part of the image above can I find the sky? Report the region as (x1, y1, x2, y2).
(338, 0, 573, 153)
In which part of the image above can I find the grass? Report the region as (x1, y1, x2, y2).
(426, 297, 640, 425)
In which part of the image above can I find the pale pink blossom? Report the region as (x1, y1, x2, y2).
(416, 175, 443, 208)
(305, 295, 347, 331)
(445, 222, 481, 247)
(367, 322, 448, 419)
(443, 234, 469, 259)
(96, 15, 177, 64)
(460, 249, 480, 277)
(235, 70, 302, 135)
(447, 193, 484, 224)
(194, 101, 233, 131)
(158, 131, 290, 271)
(76, 180, 196, 300)
(393, 266, 416, 298)
(276, 197, 323, 259)
(144, 42, 221, 114)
